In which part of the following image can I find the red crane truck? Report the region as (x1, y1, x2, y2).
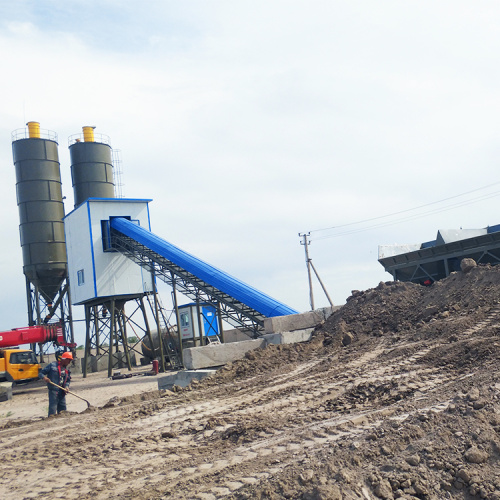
(0, 324, 75, 384)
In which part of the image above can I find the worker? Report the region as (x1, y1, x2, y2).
(40, 351, 73, 417)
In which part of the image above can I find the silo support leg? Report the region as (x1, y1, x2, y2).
(108, 300, 116, 378)
(118, 313, 132, 371)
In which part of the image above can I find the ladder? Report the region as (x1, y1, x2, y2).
(206, 335, 221, 345)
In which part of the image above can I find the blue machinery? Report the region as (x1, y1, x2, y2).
(108, 216, 298, 336)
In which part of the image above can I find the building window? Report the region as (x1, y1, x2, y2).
(180, 313, 190, 327)
(77, 269, 85, 286)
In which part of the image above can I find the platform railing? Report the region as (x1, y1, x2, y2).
(11, 127, 58, 142)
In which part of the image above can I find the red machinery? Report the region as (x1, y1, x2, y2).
(0, 324, 76, 349)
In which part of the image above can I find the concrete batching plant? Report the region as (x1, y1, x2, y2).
(11, 121, 299, 377)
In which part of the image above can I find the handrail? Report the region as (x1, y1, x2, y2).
(11, 127, 58, 142)
(68, 132, 111, 147)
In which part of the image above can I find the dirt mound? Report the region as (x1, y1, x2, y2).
(204, 264, 500, 385)
(1, 264, 499, 499)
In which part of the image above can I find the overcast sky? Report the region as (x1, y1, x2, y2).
(1, 1, 500, 342)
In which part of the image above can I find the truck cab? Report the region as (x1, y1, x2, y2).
(0, 348, 40, 383)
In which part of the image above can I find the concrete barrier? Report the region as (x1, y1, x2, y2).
(263, 328, 314, 345)
(183, 339, 267, 370)
(180, 308, 343, 370)
(91, 355, 109, 373)
(222, 328, 254, 343)
(157, 369, 217, 390)
(0, 382, 13, 402)
(263, 306, 341, 333)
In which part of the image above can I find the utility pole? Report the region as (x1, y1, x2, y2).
(299, 232, 334, 311)
(299, 232, 315, 310)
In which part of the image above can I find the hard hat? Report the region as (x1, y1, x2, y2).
(61, 352, 73, 360)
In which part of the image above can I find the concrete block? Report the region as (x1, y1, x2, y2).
(0, 382, 13, 402)
(264, 306, 341, 334)
(158, 369, 216, 390)
(222, 328, 254, 343)
(128, 352, 138, 367)
(263, 328, 314, 345)
(91, 355, 109, 373)
(70, 358, 83, 374)
(183, 339, 267, 370)
(114, 351, 124, 368)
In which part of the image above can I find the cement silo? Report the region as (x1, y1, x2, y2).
(67, 127, 155, 377)
(69, 126, 115, 208)
(12, 122, 67, 303)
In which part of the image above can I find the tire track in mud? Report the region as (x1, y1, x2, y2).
(1, 338, 452, 500)
(132, 374, 456, 500)
(1, 310, 489, 500)
(101, 342, 458, 499)
(459, 302, 500, 337)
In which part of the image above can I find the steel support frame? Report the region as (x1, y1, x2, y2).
(110, 231, 266, 336)
(146, 290, 183, 370)
(82, 296, 156, 378)
(381, 232, 500, 281)
(25, 276, 74, 362)
(383, 245, 500, 284)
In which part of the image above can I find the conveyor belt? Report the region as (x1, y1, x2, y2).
(109, 217, 298, 334)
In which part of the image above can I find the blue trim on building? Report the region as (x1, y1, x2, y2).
(63, 198, 153, 220)
(85, 197, 153, 203)
(87, 201, 98, 299)
(146, 204, 152, 232)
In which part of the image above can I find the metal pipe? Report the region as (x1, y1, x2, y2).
(118, 311, 132, 371)
(196, 296, 203, 346)
(94, 306, 100, 355)
(65, 280, 75, 347)
(108, 299, 115, 378)
(83, 305, 91, 378)
(139, 296, 156, 368)
(171, 272, 184, 366)
(152, 277, 166, 372)
(217, 301, 225, 344)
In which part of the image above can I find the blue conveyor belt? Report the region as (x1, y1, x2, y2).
(110, 217, 298, 318)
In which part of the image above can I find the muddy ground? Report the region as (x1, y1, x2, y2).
(1, 263, 499, 500)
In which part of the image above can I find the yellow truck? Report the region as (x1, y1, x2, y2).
(0, 348, 40, 383)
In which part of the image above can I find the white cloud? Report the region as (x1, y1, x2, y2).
(1, 1, 500, 338)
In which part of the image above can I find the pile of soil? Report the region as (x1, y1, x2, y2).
(1, 263, 499, 500)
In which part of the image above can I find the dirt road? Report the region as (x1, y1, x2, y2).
(1, 264, 499, 499)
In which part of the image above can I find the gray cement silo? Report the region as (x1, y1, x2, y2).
(69, 126, 115, 208)
(12, 122, 67, 303)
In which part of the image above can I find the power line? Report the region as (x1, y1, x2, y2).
(308, 180, 500, 235)
(314, 191, 500, 240)
(304, 182, 500, 241)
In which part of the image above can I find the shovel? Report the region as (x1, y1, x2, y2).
(47, 380, 93, 408)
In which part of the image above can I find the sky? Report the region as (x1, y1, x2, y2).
(1, 1, 500, 344)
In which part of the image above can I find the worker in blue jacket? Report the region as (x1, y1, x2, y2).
(39, 351, 73, 417)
